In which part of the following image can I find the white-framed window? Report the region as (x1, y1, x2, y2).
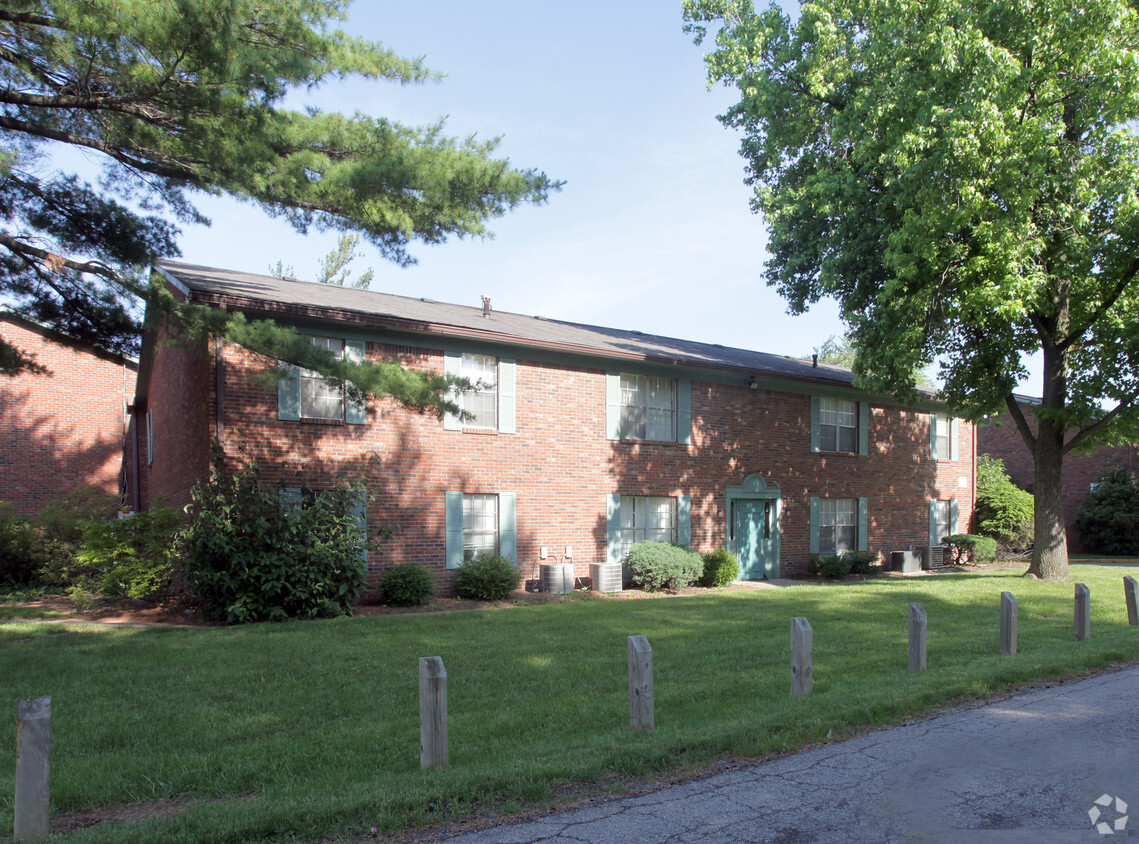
(934, 414, 950, 461)
(299, 335, 346, 420)
(933, 499, 952, 544)
(618, 496, 677, 558)
(460, 353, 498, 430)
(620, 374, 675, 441)
(819, 397, 857, 453)
(462, 493, 498, 559)
(818, 498, 857, 555)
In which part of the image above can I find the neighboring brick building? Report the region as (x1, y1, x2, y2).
(133, 261, 976, 591)
(979, 402, 1138, 551)
(0, 311, 137, 515)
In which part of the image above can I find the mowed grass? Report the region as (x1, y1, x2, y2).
(1, 565, 1137, 843)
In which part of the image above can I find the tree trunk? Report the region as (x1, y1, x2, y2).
(1026, 337, 1070, 581)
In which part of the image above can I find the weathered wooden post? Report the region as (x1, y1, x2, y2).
(1000, 592, 1018, 656)
(418, 657, 448, 768)
(1125, 576, 1138, 627)
(1075, 583, 1091, 641)
(908, 603, 927, 674)
(790, 617, 813, 698)
(627, 635, 655, 730)
(14, 696, 51, 841)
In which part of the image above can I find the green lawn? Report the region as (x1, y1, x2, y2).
(2, 565, 1138, 843)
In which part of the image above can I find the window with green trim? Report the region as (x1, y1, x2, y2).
(462, 493, 498, 559)
(618, 496, 676, 557)
(933, 499, 951, 544)
(620, 374, 675, 441)
(820, 397, 857, 453)
(819, 498, 857, 554)
(460, 353, 498, 430)
(299, 336, 345, 420)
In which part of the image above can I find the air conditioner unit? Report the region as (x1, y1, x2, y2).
(920, 545, 947, 570)
(539, 563, 575, 594)
(590, 562, 623, 593)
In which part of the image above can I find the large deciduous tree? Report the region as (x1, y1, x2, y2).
(685, 0, 1139, 580)
(1, 0, 555, 411)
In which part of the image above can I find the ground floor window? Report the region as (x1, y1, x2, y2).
(619, 496, 676, 557)
(932, 499, 952, 545)
(818, 498, 857, 555)
(462, 493, 498, 559)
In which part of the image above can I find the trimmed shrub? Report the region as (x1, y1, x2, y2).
(975, 455, 1034, 553)
(180, 452, 368, 623)
(943, 534, 998, 565)
(379, 563, 436, 607)
(698, 547, 740, 587)
(1074, 467, 1139, 555)
(846, 552, 881, 575)
(0, 504, 48, 586)
(452, 552, 520, 601)
(808, 553, 852, 578)
(626, 541, 703, 591)
(74, 507, 183, 602)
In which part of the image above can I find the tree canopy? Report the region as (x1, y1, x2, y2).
(686, 0, 1139, 579)
(1, 0, 556, 411)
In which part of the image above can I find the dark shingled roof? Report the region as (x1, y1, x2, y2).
(157, 260, 926, 395)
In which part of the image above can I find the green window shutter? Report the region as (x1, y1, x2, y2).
(950, 417, 960, 462)
(858, 497, 869, 552)
(279, 487, 301, 516)
(443, 351, 462, 431)
(676, 380, 692, 445)
(497, 358, 516, 434)
(499, 492, 517, 563)
(606, 493, 622, 563)
(345, 339, 367, 425)
(605, 372, 621, 440)
(929, 411, 939, 460)
(278, 362, 300, 421)
(677, 494, 691, 546)
(810, 396, 821, 453)
(949, 498, 959, 537)
(809, 497, 820, 555)
(445, 490, 464, 569)
(348, 492, 367, 564)
(858, 402, 870, 456)
(929, 500, 938, 546)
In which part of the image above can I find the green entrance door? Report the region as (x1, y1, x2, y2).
(733, 498, 778, 579)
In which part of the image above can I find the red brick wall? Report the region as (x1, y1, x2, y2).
(979, 411, 1139, 551)
(206, 340, 974, 593)
(0, 315, 136, 515)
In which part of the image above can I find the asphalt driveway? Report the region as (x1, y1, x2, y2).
(440, 664, 1139, 843)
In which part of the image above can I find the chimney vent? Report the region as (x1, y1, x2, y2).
(481, 295, 491, 317)
(812, 354, 818, 368)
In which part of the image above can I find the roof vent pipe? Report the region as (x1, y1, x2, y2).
(481, 295, 491, 317)
(812, 354, 818, 367)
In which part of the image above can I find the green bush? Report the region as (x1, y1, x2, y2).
(0, 504, 48, 586)
(943, 534, 998, 565)
(75, 508, 183, 602)
(379, 563, 436, 607)
(452, 552, 520, 601)
(808, 553, 853, 578)
(179, 452, 368, 623)
(975, 455, 1034, 553)
(698, 547, 740, 587)
(1074, 467, 1139, 555)
(626, 541, 703, 591)
(846, 552, 881, 575)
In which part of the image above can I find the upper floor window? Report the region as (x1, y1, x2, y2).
(620, 374, 675, 441)
(299, 336, 345, 420)
(929, 412, 958, 461)
(819, 397, 857, 453)
(461, 353, 498, 429)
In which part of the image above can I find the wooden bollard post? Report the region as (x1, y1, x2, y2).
(14, 696, 51, 841)
(1000, 592, 1018, 656)
(418, 657, 448, 768)
(627, 635, 655, 730)
(908, 603, 927, 674)
(790, 617, 813, 698)
(1075, 583, 1091, 641)
(1125, 576, 1138, 627)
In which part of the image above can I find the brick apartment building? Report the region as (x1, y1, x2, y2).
(0, 310, 137, 515)
(979, 402, 1138, 552)
(132, 261, 976, 591)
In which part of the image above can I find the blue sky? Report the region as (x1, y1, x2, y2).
(168, 0, 1040, 392)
